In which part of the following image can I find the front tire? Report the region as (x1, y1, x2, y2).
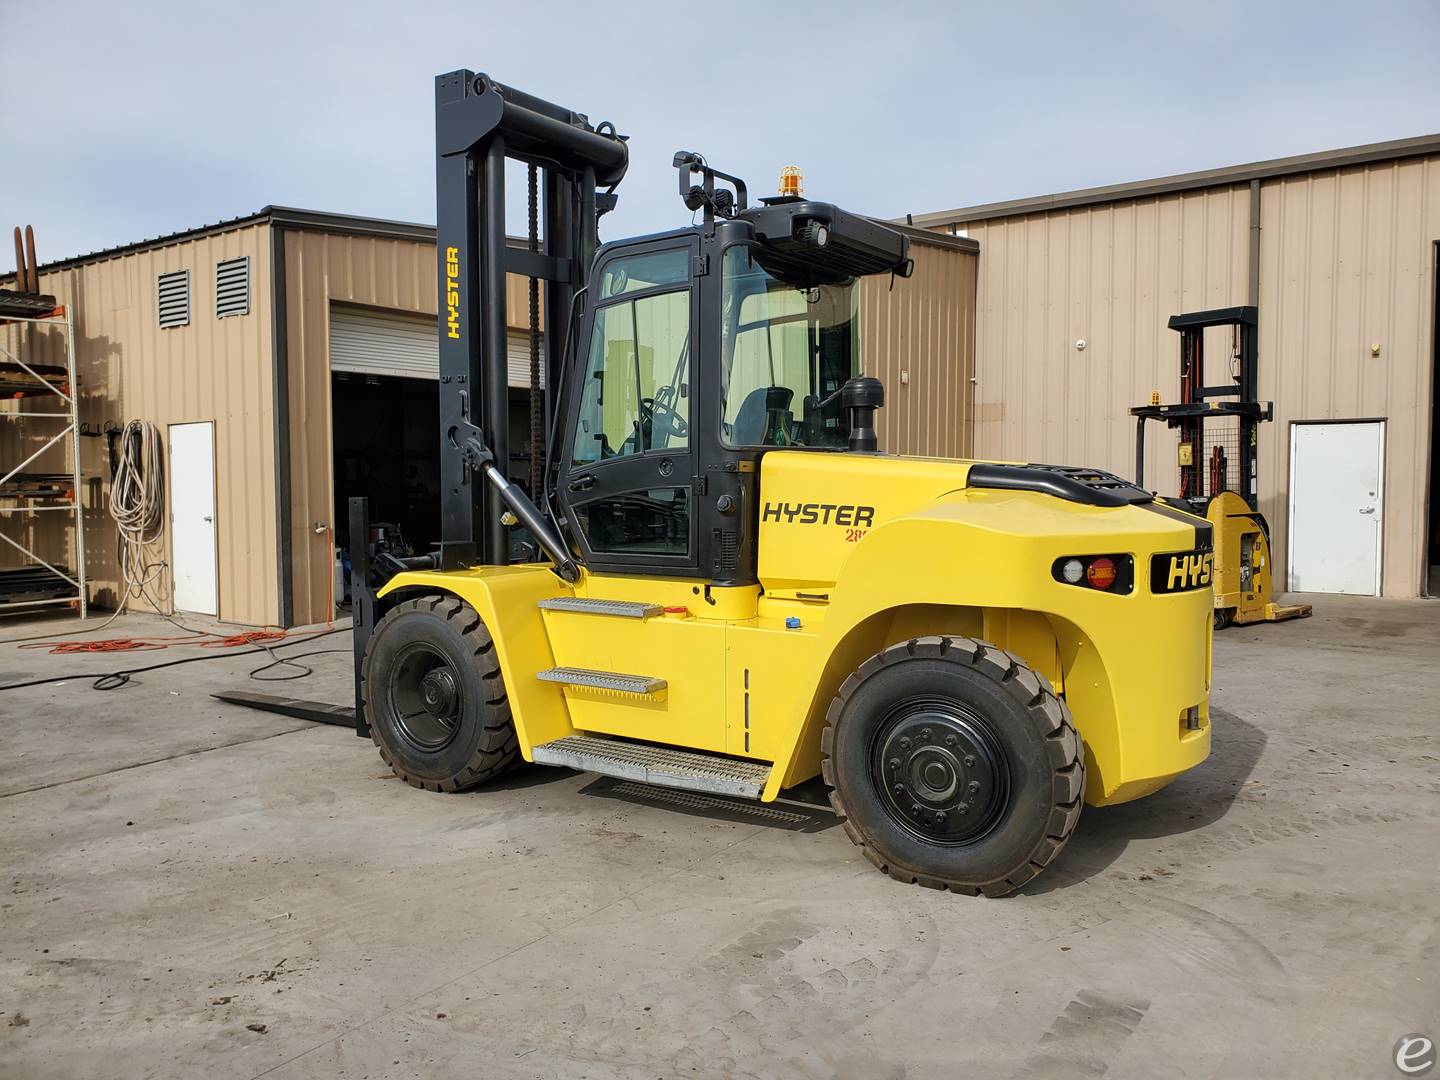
(361, 595, 518, 792)
(821, 637, 1084, 897)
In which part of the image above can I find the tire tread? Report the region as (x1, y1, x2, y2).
(360, 596, 519, 792)
(821, 634, 1085, 898)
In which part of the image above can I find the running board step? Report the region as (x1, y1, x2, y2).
(531, 735, 772, 799)
(537, 667, 666, 695)
(538, 597, 662, 619)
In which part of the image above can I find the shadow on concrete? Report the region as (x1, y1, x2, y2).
(1019, 706, 1267, 895)
(482, 762, 589, 793)
(575, 773, 839, 834)
(534, 708, 1265, 865)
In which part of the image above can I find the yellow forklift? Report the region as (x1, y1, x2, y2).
(1132, 307, 1311, 630)
(235, 71, 1216, 896)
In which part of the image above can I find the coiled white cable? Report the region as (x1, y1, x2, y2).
(109, 419, 169, 611)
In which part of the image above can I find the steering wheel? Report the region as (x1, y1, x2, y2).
(640, 392, 689, 444)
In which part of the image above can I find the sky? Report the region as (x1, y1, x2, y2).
(2, 0, 1438, 269)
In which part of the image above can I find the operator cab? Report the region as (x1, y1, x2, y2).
(552, 155, 912, 586)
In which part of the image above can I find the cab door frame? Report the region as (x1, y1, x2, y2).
(556, 232, 703, 577)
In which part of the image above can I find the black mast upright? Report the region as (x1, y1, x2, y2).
(432, 70, 627, 571)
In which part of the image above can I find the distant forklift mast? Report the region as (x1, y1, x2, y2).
(1133, 306, 1268, 509)
(1131, 306, 1310, 629)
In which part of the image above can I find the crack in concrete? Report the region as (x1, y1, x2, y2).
(0, 724, 321, 800)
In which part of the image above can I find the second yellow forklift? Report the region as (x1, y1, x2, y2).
(1132, 306, 1311, 629)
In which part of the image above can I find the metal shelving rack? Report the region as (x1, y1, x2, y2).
(0, 301, 87, 617)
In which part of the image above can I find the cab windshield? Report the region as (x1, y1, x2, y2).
(720, 244, 859, 448)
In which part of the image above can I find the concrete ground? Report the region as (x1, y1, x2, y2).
(1, 595, 1436, 1079)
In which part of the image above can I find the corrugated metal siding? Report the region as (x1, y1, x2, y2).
(283, 231, 544, 625)
(859, 242, 978, 457)
(960, 184, 1251, 477)
(950, 157, 1438, 597)
(1258, 158, 1440, 597)
(1, 223, 278, 623)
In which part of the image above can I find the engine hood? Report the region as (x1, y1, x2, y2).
(756, 451, 1196, 594)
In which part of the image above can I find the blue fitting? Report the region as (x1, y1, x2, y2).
(785, 616, 802, 630)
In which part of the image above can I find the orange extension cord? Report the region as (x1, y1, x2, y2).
(21, 628, 313, 656)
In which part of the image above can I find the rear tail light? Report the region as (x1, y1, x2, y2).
(1086, 557, 1117, 590)
(1052, 554, 1133, 594)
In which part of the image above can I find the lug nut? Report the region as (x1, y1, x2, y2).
(893, 784, 905, 795)
(920, 728, 931, 741)
(889, 757, 901, 771)
(945, 734, 957, 746)
(934, 811, 947, 825)
(968, 780, 980, 792)
(899, 738, 911, 750)
(957, 802, 970, 815)
(963, 754, 977, 768)
(911, 804, 922, 816)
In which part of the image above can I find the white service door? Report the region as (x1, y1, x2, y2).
(169, 422, 218, 615)
(1288, 421, 1384, 595)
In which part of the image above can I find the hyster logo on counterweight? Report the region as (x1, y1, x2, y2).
(1149, 549, 1214, 593)
(761, 502, 876, 528)
(445, 246, 461, 339)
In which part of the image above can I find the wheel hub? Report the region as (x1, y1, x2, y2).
(872, 702, 1009, 845)
(420, 668, 459, 718)
(390, 643, 463, 752)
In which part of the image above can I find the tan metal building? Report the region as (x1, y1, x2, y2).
(3, 210, 976, 627)
(912, 135, 1440, 598)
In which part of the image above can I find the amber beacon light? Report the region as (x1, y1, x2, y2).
(778, 165, 803, 197)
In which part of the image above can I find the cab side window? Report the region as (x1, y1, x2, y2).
(572, 287, 691, 464)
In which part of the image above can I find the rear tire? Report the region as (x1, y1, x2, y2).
(361, 595, 518, 792)
(821, 636, 1084, 897)
(1214, 607, 1234, 631)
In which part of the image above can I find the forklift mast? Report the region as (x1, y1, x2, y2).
(345, 72, 628, 727)
(432, 70, 629, 571)
(1131, 306, 1272, 511)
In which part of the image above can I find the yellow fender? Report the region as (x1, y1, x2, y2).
(376, 565, 576, 755)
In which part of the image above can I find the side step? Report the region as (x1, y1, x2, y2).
(537, 666, 666, 695)
(531, 735, 771, 799)
(538, 597, 662, 619)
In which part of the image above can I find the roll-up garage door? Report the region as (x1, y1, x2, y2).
(329, 306, 542, 386)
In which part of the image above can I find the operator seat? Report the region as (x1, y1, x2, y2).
(731, 385, 794, 446)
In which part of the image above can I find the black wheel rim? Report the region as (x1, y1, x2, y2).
(389, 641, 464, 752)
(869, 697, 1011, 846)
